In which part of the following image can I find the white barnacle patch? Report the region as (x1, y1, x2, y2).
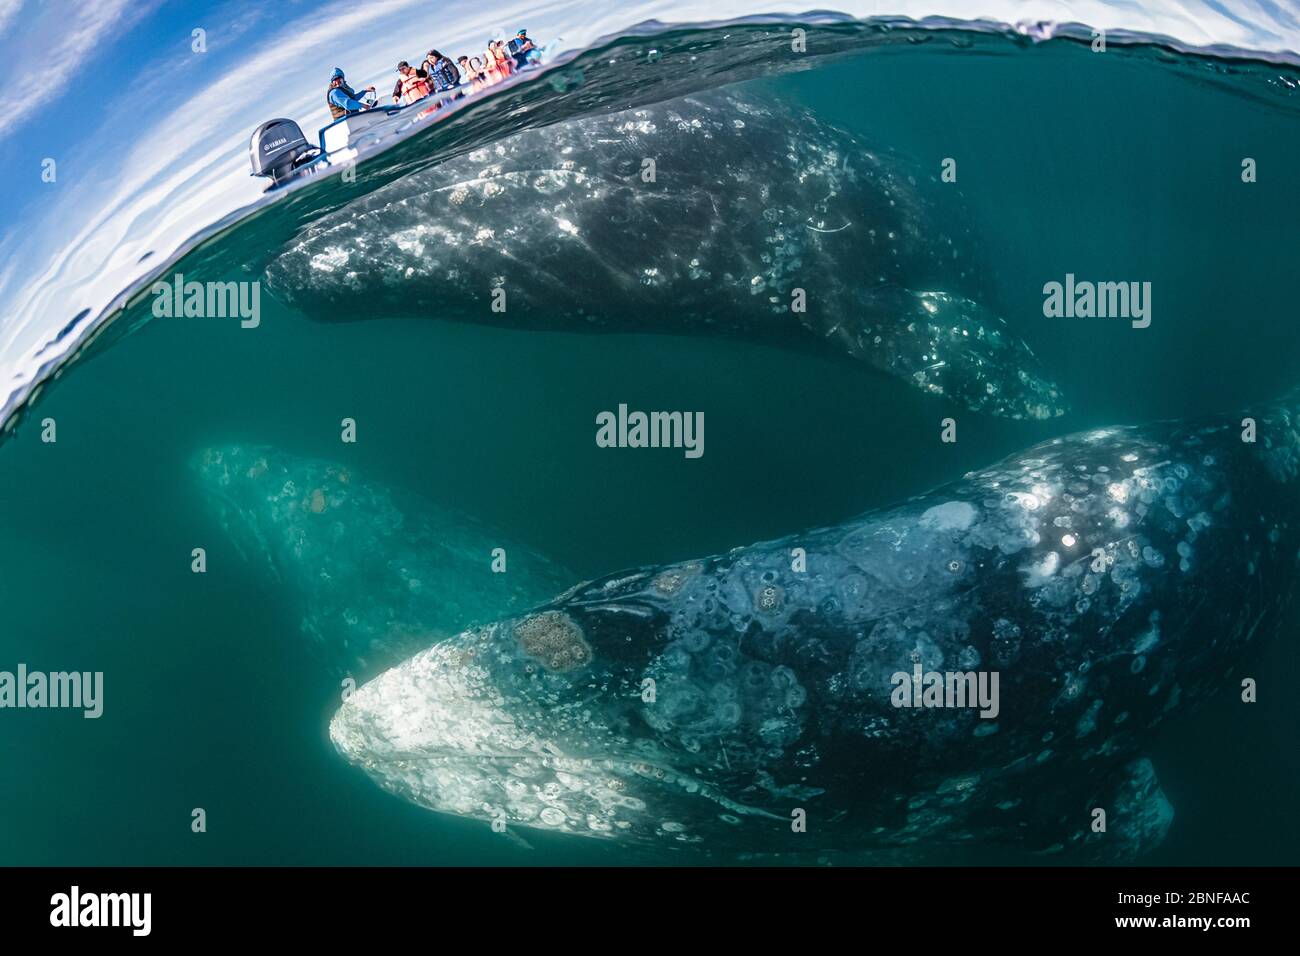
(920, 500, 978, 532)
(539, 806, 566, 826)
(391, 226, 429, 256)
(309, 247, 350, 272)
(1024, 550, 1060, 586)
(1107, 482, 1130, 503)
(555, 217, 579, 236)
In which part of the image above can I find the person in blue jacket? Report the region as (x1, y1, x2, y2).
(326, 67, 376, 119)
(506, 29, 535, 68)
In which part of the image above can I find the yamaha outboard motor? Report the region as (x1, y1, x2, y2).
(249, 118, 319, 187)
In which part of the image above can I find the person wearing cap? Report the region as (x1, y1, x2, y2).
(326, 68, 376, 120)
(393, 60, 432, 105)
(507, 29, 534, 68)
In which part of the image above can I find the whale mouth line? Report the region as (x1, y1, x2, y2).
(351, 745, 784, 825)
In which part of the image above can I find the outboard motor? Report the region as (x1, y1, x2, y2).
(249, 118, 319, 187)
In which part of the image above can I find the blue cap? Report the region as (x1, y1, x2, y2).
(331, 67, 345, 80)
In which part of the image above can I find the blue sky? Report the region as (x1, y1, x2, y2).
(0, 0, 578, 380)
(2, 0, 278, 229)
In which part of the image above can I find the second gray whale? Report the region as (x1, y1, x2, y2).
(330, 392, 1300, 859)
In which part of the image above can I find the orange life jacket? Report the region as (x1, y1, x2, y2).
(398, 71, 430, 104)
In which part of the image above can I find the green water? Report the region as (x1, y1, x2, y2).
(2, 39, 1298, 864)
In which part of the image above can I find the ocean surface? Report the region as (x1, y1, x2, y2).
(2, 13, 1299, 864)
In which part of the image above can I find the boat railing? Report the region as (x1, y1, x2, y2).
(315, 84, 476, 156)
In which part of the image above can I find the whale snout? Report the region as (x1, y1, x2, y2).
(329, 632, 535, 785)
(329, 617, 741, 844)
(329, 624, 619, 832)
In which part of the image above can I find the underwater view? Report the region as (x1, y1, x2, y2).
(1, 0, 1299, 902)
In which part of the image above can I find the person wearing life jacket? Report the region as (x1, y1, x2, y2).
(479, 51, 503, 87)
(506, 29, 534, 68)
(487, 40, 514, 77)
(456, 56, 479, 92)
(394, 61, 432, 105)
(421, 49, 461, 92)
(326, 67, 376, 120)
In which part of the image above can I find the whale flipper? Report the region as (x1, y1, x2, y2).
(816, 288, 1067, 421)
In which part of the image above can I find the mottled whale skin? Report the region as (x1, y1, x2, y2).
(192, 445, 571, 679)
(330, 396, 1300, 859)
(265, 92, 1066, 421)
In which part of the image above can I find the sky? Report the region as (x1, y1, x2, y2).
(0, 0, 574, 389)
(0, 0, 1297, 425)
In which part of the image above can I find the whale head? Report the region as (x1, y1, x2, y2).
(328, 605, 792, 848)
(190, 444, 289, 576)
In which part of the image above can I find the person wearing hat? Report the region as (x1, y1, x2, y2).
(326, 67, 376, 120)
(393, 60, 432, 105)
(507, 29, 534, 68)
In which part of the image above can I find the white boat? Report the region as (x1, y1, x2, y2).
(248, 45, 544, 189)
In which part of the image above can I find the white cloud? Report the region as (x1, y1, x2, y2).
(0, 0, 162, 137)
(1, 0, 552, 363)
(0, 0, 23, 38)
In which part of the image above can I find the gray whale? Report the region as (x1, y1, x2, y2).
(192, 445, 571, 679)
(329, 394, 1300, 859)
(265, 92, 1066, 421)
